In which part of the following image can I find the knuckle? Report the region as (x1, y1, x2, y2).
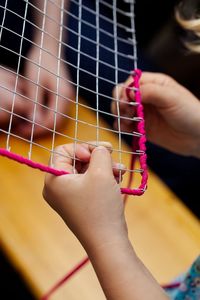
(157, 73, 174, 85)
(54, 145, 64, 153)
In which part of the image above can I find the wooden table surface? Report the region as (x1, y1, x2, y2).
(0, 102, 200, 300)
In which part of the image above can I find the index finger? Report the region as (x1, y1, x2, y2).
(51, 144, 91, 173)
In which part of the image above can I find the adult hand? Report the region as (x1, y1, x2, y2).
(112, 72, 200, 157)
(22, 44, 75, 137)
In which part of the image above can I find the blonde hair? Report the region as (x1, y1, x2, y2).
(176, 8, 200, 52)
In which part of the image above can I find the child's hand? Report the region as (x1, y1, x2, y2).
(0, 67, 31, 128)
(43, 142, 127, 250)
(112, 72, 200, 158)
(21, 44, 75, 137)
(43, 143, 169, 300)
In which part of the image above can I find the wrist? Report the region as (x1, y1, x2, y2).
(81, 223, 129, 257)
(34, 31, 60, 54)
(89, 235, 137, 262)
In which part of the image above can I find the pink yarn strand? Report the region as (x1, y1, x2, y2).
(41, 257, 89, 300)
(0, 148, 68, 176)
(123, 69, 148, 195)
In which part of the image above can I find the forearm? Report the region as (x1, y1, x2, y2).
(32, 0, 69, 53)
(84, 233, 169, 300)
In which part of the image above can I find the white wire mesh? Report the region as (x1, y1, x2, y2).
(0, 0, 145, 190)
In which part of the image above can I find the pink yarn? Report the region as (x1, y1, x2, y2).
(123, 69, 148, 196)
(0, 148, 69, 176)
(41, 257, 90, 300)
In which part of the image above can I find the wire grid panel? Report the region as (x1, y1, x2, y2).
(0, 0, 147, 195)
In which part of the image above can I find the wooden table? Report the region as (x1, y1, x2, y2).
(0, 102, 200, 300)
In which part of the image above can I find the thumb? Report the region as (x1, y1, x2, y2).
(141, 82, 177, 109)
(88, 146, 113, 176)
(140, 72, 180, 108)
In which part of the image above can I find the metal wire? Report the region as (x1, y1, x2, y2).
(0, 0, 143, 189)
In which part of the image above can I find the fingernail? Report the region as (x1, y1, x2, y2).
(89, 141, 113, 153)
(95, 145, 107, 151)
